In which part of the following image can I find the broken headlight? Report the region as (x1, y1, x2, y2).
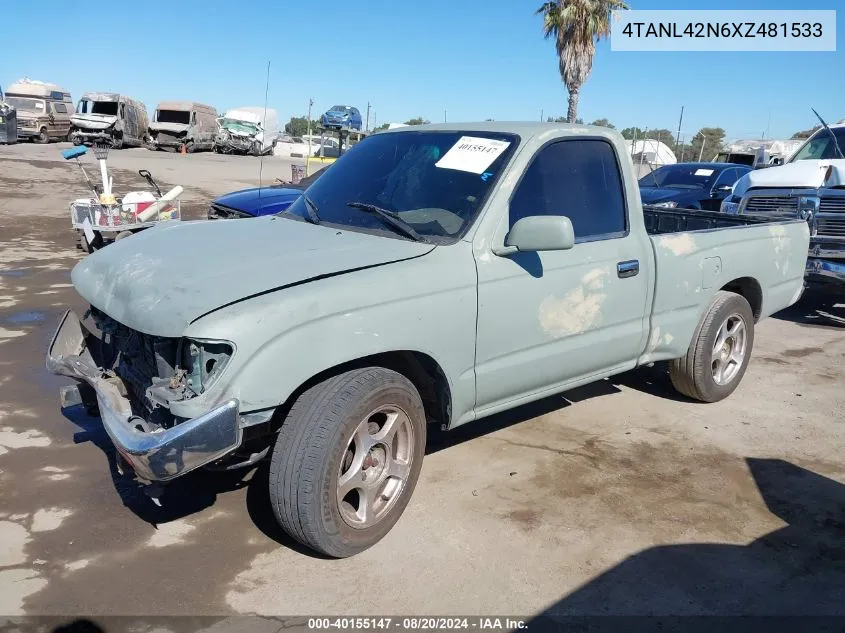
(180, 338, 234, 396)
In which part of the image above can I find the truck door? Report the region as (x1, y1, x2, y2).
(474, 138, 652, 412)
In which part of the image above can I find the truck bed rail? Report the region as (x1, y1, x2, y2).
(643, 206, 771, 236)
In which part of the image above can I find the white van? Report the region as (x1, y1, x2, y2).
(213, 106, 279, 156)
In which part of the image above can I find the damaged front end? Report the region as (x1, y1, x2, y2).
(46, 308, 247, 483)
(214, 120, 261, 155)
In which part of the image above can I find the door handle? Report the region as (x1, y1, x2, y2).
(617, 260, 639, 278)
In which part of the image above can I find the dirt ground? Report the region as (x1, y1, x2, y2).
(0, 142, 844, 624)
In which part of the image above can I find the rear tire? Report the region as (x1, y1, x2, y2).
(669, 291, 755, 402)
(269, 367, 426, 558)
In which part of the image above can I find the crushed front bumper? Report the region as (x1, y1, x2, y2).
(805, 240, 845, 294)
(45, 310, 241, 482)
(806, 258, 845, 294)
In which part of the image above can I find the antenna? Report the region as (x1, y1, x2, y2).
(258, 60, 271, 197)
(675, 105, 684, 148)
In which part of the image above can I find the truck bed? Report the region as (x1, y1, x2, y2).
(643, 206, 771, 235)
(641, 205, 809, 367)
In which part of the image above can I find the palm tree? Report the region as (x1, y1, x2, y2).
(537, 0, 629, 123)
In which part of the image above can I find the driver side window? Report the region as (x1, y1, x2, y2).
(510, 139, 627, 242)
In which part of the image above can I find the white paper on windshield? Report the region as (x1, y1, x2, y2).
(694, 168, 715, 176)
(435, 136, 511, 174)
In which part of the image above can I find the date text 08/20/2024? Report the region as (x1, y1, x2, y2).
(306, 618, 527, 630)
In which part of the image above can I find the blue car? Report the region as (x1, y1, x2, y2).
(639, 162, 752, 211)
(320, 105, 362, 131)
(208, 166, 330, 219)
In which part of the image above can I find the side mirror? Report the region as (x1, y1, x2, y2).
(495, 215, 575, 255)
(771, 157, 784, 166)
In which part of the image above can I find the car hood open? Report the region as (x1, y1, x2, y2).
(71, 217, 435, 337)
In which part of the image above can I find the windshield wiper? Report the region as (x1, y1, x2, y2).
(346, 202, 425, 242)
(302, 194, 320, 224)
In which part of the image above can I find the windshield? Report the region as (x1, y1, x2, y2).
(220, 118, 259, 133)
(639, 164, 719, 189)
(76, 100, 118, 116)
(330, 105, 350, 112)
(5, 97, 44, 112)
(281, 130, 518, 243)
(714, 152, 755, 166)
(156, 109, 190, 124)
(790, 127, 845, 161)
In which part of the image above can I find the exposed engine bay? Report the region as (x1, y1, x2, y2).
(88, 306, 233, 429)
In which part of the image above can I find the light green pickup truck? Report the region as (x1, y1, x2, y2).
(47, 122, 809, 557)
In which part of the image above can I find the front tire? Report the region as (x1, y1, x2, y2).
(269, 367, 426, 558)
(669, 291, 755, 402)
(35, 128, 49, 144)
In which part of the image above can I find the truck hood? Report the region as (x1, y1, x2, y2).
(70, 217, 435, 337)
(71, 113, 117, 130)
(149, 122, 189, 133)
(743, 159, 845, 189)
(214, 186, 303, 216)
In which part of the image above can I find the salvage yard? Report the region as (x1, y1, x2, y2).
(1, 143, 844, 619)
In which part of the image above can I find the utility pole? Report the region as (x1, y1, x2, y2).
(307, 98, 314, 137)
(540, 108, 544, 122)
(444, 108, 447, 123)
(365, 102, 371, 132)
(675, 105, 684, 148)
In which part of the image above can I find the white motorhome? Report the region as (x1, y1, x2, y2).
(213, 106, 279, 156)
(5, 78, 73, 143)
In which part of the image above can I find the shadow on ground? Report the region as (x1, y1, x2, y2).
(61, 362, 689, 556)
(772, 293, 845, 329)
(528, 458, 845, 626)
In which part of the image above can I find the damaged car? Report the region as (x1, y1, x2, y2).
(148, 101, 218, 152)
(213, 107, 279, 156)
(71, 93, 149, 148)
(207, 163, 331, 219)
(47, 122, 808, 559)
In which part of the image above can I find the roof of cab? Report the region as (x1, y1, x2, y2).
(377, 120, 622, 139)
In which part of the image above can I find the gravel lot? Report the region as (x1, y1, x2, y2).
(0, 142, 843, 623)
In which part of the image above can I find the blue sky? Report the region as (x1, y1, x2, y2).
(4, 0, 842, 140)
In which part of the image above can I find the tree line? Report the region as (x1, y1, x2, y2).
(283, 112, 814, 161)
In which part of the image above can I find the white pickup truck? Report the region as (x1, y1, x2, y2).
(723, 121, 845, 297)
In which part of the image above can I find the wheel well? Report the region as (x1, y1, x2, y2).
(721, 277, 763, 321)
(273, 351, 452, 431)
